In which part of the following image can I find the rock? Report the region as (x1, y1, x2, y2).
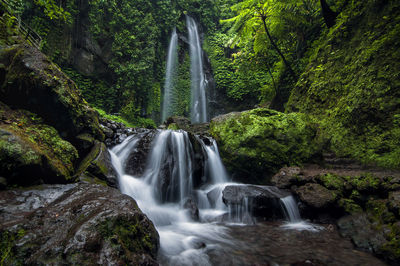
(222, 185, 291, 219)
(295, 183, 336, 209)
(388, 191, 400, 216)
(164, 116, 191, 129)
(183, 198, 199, 221)
(125, 130, 158, 176)
(271, 167, 302, 188)
(0, 44, 104, 145)
(0, 184, 159, 265)
(75, 133, 95, 153)
(0, 105, 78, 187)
(210, 108, 322, 183)
(338, 213, 387, 254)
(0, 176, 7, 189)
(77, 141, 118, 188)
(100, 124, 114, 139)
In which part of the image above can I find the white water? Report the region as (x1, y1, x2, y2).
(279, 195, 324, 232)
(187, 16, 208, 123)
(110, 130, 319, 264)
(162, 28, 179, 123)
(110, 130, 235, 265)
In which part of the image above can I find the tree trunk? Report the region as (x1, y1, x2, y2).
(320, 0, 337, 28)
(260, 15, 296, 79)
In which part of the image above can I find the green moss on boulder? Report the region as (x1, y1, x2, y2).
(0, 44, 104, 149)
(0, 103, 78, 186)
(210, 108, 322, 183)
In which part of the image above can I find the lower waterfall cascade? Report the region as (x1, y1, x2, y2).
(110, 129, 319, 265)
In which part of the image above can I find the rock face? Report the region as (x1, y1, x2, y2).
(222, 185, 291, 219)
(0, 44, 104, 145)
(77, 141, 118, 188)
(210, 108, 322, 183)
(0, 184, 159, 265)
(0, 104, 78, 187)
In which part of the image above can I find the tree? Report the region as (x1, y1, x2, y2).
(223, 0, 296, 79)
(320, 0, 337, 28)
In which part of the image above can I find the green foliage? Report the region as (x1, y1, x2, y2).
(288, 0, 400, 168)
(63, 68, 116, 113)
(94, 107, 156, 129)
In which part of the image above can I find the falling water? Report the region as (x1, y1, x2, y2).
(279, 195, 323, 231)
(280, 195, 302, 222)
(110, 130, 234, 264)
(162, 28, 178, 122)
(186, 15, 208, 123)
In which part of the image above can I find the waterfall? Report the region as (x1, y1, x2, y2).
(280, 195, 302, 223)
(109, 129, 322, 264)
(186, 16, 208, 123)
(162, 28, 178, 123)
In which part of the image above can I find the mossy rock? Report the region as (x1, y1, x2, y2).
(77, 141, 118, 188)
(0, 103, 78, 186)
(0, 44, 104, 150)
(209, 108, 322, 183)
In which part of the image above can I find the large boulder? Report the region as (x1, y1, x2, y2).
(210, 108, 322, 183)
(0, 44, 104, 149)
(0, 184, 159, 265)
(222, 185, 291, 219)
(0, 103, 78, 187)
(77, 141, 118, 188)
(294, 183, 337, 209)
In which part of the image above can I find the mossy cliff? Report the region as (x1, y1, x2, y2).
(287, 0, 400, 168)
(0, 44, 104, 146)
(0, 35, 108, 187)
(210, 108, 322, 183)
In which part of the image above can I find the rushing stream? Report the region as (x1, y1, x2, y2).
(109, 129, 320, 265)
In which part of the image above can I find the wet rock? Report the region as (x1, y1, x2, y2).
(337, 213, 387, 253)
(271, 166, 302, 188)
(295, 183, 337, 209)
(183, 198, 199, 221)
(222, 185, 291, 219)
(77, 141, 118, 188)
(0, 184, 159, 265)
(125, 130, 158, 176)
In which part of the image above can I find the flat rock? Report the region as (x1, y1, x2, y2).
(0, 183, 159, 265)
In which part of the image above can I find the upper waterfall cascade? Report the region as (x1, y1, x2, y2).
(162, 28, 178, 122)
(161, 17, 209, 124)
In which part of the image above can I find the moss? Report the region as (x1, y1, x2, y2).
(210, 108, 322, 183)
(0, 229, 25, 265)
(287, 1, 400, 169)
(338, 198, 362, 214)
(344, 173, 382, 192)
(366, 199, 396, 225)
(167, 123, 179, 130)
(318, 173, 347, 192)
(380, 223, 400, 262)
(0, 103, 78, 185)
(98, 216, 157, 261)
